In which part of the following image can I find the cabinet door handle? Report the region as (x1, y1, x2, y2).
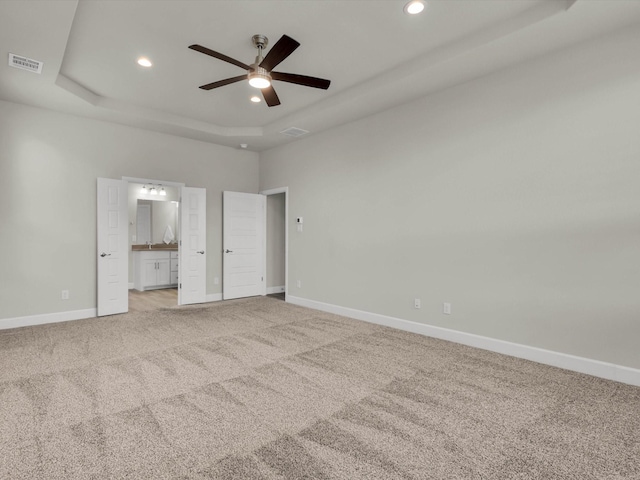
(100, 252, 111, 257)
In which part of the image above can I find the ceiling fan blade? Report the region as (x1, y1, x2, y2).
(262, 86, 281, 107)
(271, 72, 331, 90)
(199, 75, 247, 90)
(189, 44, 250, 70)
(259, 35, 300, 72)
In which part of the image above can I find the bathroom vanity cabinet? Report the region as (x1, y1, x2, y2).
(133, 250, 178, 291)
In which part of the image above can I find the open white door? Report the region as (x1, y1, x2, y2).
(179, 187, 207, 305)
(223, 191, 265, 300)
(97, 178, 128, 316)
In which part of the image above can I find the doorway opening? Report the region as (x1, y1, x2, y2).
(261, 187, 288, 302)
(97, 177, 207, 316)
(126, 178, 183, 310)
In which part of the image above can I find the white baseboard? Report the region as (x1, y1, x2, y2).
(287, 295, 640, 388)
(205, 293, 223, 303)
(266, 286, 285, 295)
(2, 293, 225, 330)
(0, 308, 97, 330)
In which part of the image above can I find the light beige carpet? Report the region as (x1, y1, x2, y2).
(0, 297, 638, 479)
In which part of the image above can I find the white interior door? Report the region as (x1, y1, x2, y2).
(223, 191, 265, 300)
(97, 177, 128, 316)
(179, 187, 206, 305)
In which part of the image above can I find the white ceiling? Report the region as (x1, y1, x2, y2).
(1, 0, 639, 151)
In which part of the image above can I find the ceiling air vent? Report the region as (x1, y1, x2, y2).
(280, 127, 309, 138)
(8, 53, 43, 74)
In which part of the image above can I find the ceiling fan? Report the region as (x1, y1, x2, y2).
(188, 34, 331, 107)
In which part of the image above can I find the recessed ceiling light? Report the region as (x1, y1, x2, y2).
(250, 96, 261, 103)
(404, 0, 425, 15)
(137, 57, 152, 67)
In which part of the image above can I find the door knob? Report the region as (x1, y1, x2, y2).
(100, 252, 111, 257)
(197, 250, 205, 254)
(224, 249, 233, 253)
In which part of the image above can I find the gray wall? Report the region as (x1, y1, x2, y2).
(0, 100, 259, 319)
(266, 193, 286, 289)
(260, 26, 640, 369)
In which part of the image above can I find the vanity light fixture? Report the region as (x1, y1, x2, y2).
(140, 183, 169, 196)
(404, 0, 425, 15)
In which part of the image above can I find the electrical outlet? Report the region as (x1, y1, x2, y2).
(214, 277, 219, 285)
(414, 298, 421, 309)
(297, 280, 302, 288)
(443, 302, 451, 315)
(61, 290, 69, 300)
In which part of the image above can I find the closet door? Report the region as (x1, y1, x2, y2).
(222, 191, 265, 300)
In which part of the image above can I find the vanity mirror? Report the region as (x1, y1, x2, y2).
(135, 199, 179, 245)
(129, 183, 180, 245)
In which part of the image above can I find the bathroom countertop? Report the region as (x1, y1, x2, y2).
(131, 244, 178, 251)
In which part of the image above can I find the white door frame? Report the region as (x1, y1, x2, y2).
(259, 187, 289, 301)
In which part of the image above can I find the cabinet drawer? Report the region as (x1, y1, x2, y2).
(170, 271, 178, 285)
(170, 251, 179, 259)
(170, 259, 178, 272)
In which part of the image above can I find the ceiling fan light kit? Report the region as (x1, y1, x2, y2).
(248, 67, 271, 89)
(188, 34, 331, 107)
